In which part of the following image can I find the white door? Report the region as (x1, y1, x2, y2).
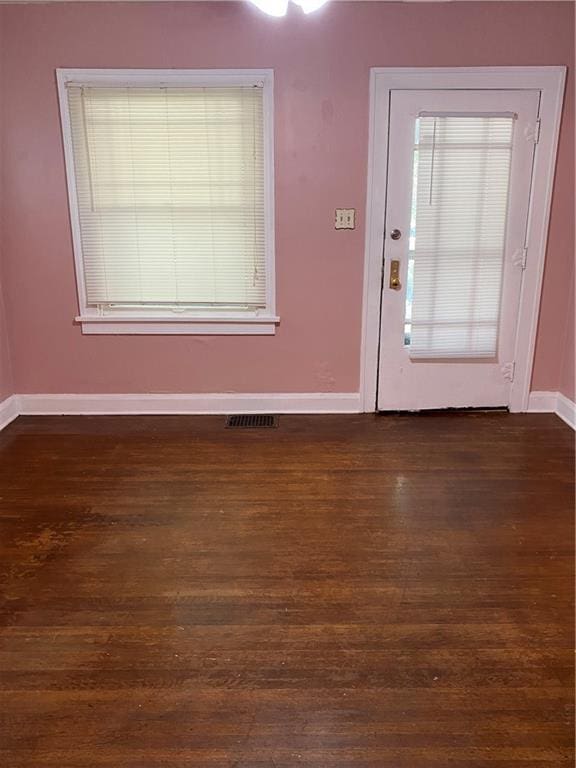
(377, 89, 539, 411)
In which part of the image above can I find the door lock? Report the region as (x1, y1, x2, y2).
(389, 260, 401, 290)
(390, 229, 402, 240)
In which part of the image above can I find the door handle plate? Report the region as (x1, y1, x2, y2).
(389, 260, 401, 290)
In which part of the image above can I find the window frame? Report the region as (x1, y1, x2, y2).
(57, 68, 277, 336)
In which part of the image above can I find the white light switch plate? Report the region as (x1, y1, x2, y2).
(335, 208, 355, 229)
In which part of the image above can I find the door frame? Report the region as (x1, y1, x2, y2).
(360, 67, 566, 413)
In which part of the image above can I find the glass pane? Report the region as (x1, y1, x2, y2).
(403, 114, 514, 358)
(403, 120, 419, 347)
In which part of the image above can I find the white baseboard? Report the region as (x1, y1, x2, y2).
(556, 392, 576, 430)
(2, 391, 573, 431)
(528, 390, 576, 429)
(527, 391, 559, 413)
(16, 392, 362, 417)
(0, 394, 20, 432)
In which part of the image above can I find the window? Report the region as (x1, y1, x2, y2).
(57, 69, 277, 335)
(404, 113, 514, 358)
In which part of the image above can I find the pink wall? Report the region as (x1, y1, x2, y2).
(559, 263, 575, 402)
(0, 10, 14, 405)
(0, 280, 13, 403)
(0, 1, 573, 396)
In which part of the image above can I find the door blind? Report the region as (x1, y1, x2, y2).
(66, 85, 266, 309)
(406, 114, 515, 358)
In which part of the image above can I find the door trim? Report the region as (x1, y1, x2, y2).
(360, 67, 566, 413)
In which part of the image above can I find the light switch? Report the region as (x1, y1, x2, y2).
(335, 208, 355, 230)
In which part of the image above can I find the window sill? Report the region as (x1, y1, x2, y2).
(75, 315, 280, 335)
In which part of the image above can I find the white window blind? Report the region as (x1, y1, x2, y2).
(406, 114, 514, 358)
(66, 85, 266, 310)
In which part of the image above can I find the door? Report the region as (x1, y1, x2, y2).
(377, 89, 539, 411)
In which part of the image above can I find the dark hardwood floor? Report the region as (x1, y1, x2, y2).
(0, 412, 574, 767)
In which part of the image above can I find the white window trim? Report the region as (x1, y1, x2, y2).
(56, 68, 278, 336)
(361, 66, 567, 413)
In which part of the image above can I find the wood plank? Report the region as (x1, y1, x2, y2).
(0, 413, 573, 766)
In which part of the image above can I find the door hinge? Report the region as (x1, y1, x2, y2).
(512, 246, 528, 270)
(501, 361, 515, 383)
(526, 118, 541, 144)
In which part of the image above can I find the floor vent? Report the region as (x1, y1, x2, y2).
(226, 414, 279, 429)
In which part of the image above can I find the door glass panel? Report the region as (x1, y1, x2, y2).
(403, 114, 515, 358)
